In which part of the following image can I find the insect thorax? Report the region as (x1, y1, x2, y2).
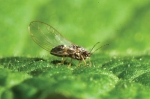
(50, 45, 91, 60)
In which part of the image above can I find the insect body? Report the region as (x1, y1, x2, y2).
(50, 45, 91, 60)
(28, 21, 107, 66)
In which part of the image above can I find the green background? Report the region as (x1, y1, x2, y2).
(0, 0, 150, 99)
(1, 0, 150, 56)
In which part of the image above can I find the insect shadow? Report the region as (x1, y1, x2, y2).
(50, 60, 75, 66)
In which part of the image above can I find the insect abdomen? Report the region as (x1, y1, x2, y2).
(50, 45, 69, 57)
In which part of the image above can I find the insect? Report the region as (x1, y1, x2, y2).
(28, 21, 108, 66)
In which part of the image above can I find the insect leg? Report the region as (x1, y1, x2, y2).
(88, 58, 92, 66)
(61, 57, 65, 64)
(78, 60, 82, 66)
(68, 58, 72, 66)
(81, 55, 87, 66)
(61, 57, 67, 64)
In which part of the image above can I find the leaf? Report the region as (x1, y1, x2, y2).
(0, 55, 150, 99)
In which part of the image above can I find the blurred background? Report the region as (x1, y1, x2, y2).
(0, 0, 150, 57)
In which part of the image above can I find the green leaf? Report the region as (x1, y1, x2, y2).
(0, 55, 150, 99)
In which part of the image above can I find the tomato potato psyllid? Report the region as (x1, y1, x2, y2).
(28, 21, 108, 66)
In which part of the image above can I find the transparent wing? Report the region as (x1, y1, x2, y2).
(28, 21, 73, 51)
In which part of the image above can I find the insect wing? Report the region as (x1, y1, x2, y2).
(28, 21, 72, 51)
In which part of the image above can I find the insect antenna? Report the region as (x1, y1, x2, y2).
(91, 44, 109, 54)
(90, 43, 109, 54)
(89, 42, 100, 53)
